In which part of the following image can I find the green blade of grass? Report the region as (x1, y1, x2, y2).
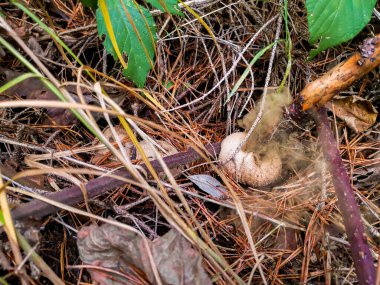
(11, 1, 85, 67)
(225, 41, 277, 104)
(0, 72, 41, 93)
(278, 0, 292, 92)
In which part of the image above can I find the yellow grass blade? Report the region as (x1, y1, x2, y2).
(0, 171, 23, 273)
(98, 0, 127, 68)
(178, 0, 217, 44)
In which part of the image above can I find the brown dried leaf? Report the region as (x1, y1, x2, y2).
(91, 128, 181, 175)
(274, 228, 297, 256)
(77, 224, 212, 285)
(326, 95, 378, 132)
(0, 68, 97, 125)
(27, 37, 44, 56)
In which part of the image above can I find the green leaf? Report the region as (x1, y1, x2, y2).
(96, 0, 157, 87)
(146, 0, 183, 16)
(80, 0, 97, 9)
(306, 0, 376, 59)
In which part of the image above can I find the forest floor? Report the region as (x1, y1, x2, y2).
(0, 1, 379, 284)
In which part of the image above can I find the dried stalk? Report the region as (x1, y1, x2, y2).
(313, 108, 375, 285)
(11, 143, 221, 221)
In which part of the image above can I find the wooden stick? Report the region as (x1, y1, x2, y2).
(11, 143, 221, 221)
(301, 35, 380, 111)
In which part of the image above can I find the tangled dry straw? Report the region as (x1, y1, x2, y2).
(0, 0, 378, 284)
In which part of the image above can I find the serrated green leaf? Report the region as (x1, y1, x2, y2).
(96, 0, 157, 87)
(146, 0, 183, 16)
(306, 0, 376, 59)
(80, 0, 97, 9)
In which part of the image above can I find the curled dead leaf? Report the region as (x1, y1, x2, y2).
(77, 224, 212, 285)
(92, 126, 181, 176)
(326, 95, 377, 132)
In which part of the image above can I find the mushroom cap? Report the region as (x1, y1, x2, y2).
(219, 132, 282, 187)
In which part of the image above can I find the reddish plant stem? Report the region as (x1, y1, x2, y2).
(313, 108, 375, 285)
(11, 143, 221, 221)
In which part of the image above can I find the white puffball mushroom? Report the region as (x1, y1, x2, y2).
(219, 132, 282, 187)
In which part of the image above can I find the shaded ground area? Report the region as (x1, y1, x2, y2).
(0, 1, 379, 284)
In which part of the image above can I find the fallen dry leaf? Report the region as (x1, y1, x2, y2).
(0, 68, 93, 125)
(77, 224, 212, 285)
(27, 37, 44, 56)
(274, 228, 298, 256)
(188, 174, 227, 199)
(326, 95, 377, 132)
(0, 68, 124, 125)
(91, 126, 181, 175)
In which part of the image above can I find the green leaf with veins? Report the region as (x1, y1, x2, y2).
(306, 0, 376, 59)
(146, 0, 183, 15)
(96, 0, 157, 87)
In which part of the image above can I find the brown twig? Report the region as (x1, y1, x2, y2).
(11, 143, 221, 221)
(301, 35, 380, 111)
(313, 108, 375, 285)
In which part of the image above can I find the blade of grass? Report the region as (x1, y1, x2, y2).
(225, 42, 276, 104)
(0, 173, 26, 285)
(98, 0, 127, 68)
(0, 277, 10, 285)
(0, 33, 91, 130)
(278, 0, 292, 92)
(16, 232, 64, 285)
(11, 1, 89, 72)
(178, 0, 216, 43)
(0, 72, 42, 93)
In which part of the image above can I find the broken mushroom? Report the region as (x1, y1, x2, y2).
(91, 125, 182, 177)
(219, 132, 282, 187)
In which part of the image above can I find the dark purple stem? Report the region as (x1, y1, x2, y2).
(11, 143, 221, 221)
(314, 108, 375, 285)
